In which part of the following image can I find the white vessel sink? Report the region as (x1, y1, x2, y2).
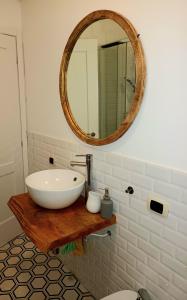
(25, 169, 85, 209)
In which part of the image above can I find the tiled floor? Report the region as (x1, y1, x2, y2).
(0, 234, 95, 300)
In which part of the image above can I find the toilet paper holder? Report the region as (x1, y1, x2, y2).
(84, 230, 111, 242)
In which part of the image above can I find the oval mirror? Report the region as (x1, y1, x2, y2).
(59, 10, 146, 145)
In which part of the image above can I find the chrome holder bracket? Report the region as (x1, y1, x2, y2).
(84, 230, 111, 242)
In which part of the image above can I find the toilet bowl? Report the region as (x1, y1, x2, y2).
(101, 290, 138, 300)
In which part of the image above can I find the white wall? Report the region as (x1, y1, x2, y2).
(22, 0, 187, 171)
(80, 19, 127, 46)
(0, 0, 22, 30)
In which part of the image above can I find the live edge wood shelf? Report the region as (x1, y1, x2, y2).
(8, 193, 116, 252)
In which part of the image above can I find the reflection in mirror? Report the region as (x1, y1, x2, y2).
(67, 19, 135, 139)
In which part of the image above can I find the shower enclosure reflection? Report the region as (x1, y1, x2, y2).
(99, 39, 135, 138)
(67, 19, 136, 139)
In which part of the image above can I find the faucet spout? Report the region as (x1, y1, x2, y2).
(70, 161, 86, 167)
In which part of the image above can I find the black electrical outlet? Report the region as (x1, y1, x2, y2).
(49, 157, 54, 164)
(150, 200, 163, 214)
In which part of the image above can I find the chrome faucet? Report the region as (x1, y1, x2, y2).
(70, 154, 92, 199)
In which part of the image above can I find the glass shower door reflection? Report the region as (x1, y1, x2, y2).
(99, 42, 135, 138)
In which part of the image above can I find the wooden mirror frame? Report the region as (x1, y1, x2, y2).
(59, 10, 146, 146)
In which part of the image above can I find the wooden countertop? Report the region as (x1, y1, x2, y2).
(8, 193, 116, 252)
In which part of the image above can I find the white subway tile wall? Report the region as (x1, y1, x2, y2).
(27, 132, 187, 300)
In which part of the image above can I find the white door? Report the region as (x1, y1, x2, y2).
(67, 39, 99, 137)
(0, 34, 24, 225)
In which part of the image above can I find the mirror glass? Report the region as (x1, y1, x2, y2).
(67, 19, 135, 139)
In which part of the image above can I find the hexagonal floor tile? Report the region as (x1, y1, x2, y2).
(19, 233, 25, 238)
(0, 252, 8, 260)
(10, 246, 22, 255)
(3, 267, 18, 277)
(63, 289, 79, 300)
(35, 247, 42, 253)
(0, 234, 95, 300)
(63, 275, 77, 287)
(46, 283, 62, 296)
(0, 262, 6, 271)
(0, 295, 12, 300)
(31, 277, 46, 289)
(47, 270, 62, 281)
(34, 254, 48, 264)
(17, 272, 32, 283)
(7, 256, 20, 265)
(22, 250, 35, 259)
(13, 238, 24, 246)
(77, 283, 90, 294)
(62, 265, 71, 274)
(48, 250, 56, 257)
(0, 279, 15, 291)
(47, 258, 61, 268)
(0, 243, 10, 251)
(24, 241, 35, 249)
(32, 265, 47, 275)
(19, 260, 33, 270)
(29, 291, 46, 300)
(14, 285, 30, 298)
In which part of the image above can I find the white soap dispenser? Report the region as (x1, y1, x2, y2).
(86, 191, 101, 213)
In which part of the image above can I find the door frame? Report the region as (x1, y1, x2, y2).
(67, 39, 99, 137)
(0, 28, 28, 181)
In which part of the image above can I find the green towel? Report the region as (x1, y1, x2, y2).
(60, 242, 76, 255)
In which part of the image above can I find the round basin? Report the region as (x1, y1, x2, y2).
(25, 169, 85, 209)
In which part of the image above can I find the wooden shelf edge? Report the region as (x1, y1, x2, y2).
(8, 193, 116, 252)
